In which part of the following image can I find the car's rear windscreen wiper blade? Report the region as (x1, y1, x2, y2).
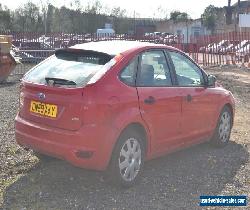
(45, 77, 76, 86)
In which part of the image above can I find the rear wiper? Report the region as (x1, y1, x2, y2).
(45, 77, 76, 86)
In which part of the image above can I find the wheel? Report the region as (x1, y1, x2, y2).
(107, 130, 145, 187)
(211, 106, 232, 147)
(33, 151, 55, 162)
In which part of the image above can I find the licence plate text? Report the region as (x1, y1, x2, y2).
(30, 101, 58, 118)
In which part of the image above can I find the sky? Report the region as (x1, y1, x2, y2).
(0, 0, 239, 19)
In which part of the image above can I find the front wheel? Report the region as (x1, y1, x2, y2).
(107, 130, 145, 187)
(211, 106, 232, 147)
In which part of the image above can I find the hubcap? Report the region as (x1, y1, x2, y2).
(218, 111, 231, 142)
(119, 138, 142, 182)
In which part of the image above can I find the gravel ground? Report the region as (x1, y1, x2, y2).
(0, 67, 249, 209)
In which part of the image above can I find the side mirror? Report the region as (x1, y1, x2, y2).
(207, 75, 216, 87)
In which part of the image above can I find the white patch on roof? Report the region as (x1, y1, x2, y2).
(71, 40, 163, 55)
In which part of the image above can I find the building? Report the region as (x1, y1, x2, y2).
(156, 1, 250, 40)
(135, 18, 157, 35)
(216, 0, 250, 33)
(156, 19, 210, 43)
(231, 0, 250, 23)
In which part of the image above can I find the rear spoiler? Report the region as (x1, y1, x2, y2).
(55, 48, 113, 58)
(55, 48, 113, 65)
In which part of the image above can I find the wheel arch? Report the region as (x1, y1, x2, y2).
(106, 121, 150, 169)
(120, 122, 148, 152)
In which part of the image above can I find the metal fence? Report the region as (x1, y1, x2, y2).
(1, 31, 184, 49)
(7, 32, 184, 75)
(6, 31, 250, 77)
(189, 32, 250, 66)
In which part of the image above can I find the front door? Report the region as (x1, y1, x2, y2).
(167, 50, 216, 143)
(136, 50, 182, 155)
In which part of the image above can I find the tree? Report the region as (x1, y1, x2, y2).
(39, 0, 51, 35)
(110, 7, 128, 33)
(201, 5, 217, 33)
(111, 7, 126, 18)
(0, 4, 12, 30)
(153, 7, 168, 19)
(46, 4, 55, 33)
(85, 0, 102, 14)
(12, 2, 43, 32)
(170, 11, 190, 22)
(170, 11, 181, 22)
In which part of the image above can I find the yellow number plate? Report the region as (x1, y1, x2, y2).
(30, 100, 58, 118)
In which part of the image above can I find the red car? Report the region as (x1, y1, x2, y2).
(15, 41, 235, 186)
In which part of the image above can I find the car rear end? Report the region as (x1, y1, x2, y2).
(15, 48, 121, 170)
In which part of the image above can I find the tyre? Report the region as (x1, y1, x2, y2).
(211, 106, 232, 147)
(107, 130, 145, 187)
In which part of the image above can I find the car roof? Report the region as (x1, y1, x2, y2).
(71, 41, 170, 56)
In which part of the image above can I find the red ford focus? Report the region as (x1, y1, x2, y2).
(15, 41, 235, 186)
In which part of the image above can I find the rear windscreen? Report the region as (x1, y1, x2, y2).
(23, 50, 113, 87)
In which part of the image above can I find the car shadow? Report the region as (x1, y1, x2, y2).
(2, 141, 248, 210)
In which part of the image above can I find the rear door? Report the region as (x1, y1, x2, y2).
(167, 50, 217, 143)
(136, 50, 182, 155)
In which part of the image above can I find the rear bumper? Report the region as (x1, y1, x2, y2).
(15, 114, 115, 170)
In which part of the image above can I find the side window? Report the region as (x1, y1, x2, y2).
(137, 50, 172, 87)
(120, 57, 138, 86)
(168, 51, 205, 86)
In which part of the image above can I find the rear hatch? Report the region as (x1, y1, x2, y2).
(19, 49, 113, 131)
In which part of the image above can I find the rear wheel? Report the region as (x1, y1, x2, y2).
(107, 130, 145, 187)
(211, 106, 232, 147)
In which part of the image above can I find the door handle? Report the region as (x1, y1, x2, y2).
(186, 94, 192, 102)
(144, 96, 156, 104)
